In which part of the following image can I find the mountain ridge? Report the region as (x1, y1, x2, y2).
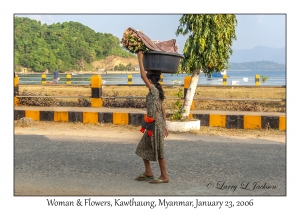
(228, 60, 285, 70)
(229, 46, 285, 64)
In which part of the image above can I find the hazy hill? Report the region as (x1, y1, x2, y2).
(228, 61, 285, 70)
(229, 46, 286, 64)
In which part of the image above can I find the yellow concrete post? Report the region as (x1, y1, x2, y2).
(128, 74, 132, 85)
(209, 114, 226, 127)
(113, 113, 129, 125)
(159, 74, 164, 85)
(255, 74, 260, 86)
(222, 74, 227, 86)
(66, 74, 71, 85)
(41, 74, 46, 85)
(184, 76, 191, 98)
(14, 73, 19, 106)
(25, 110, 40, 121)
(54, 112, 69, 122)
(279, 116, 286, 131)
(91, 75, 103, 107)
(83, 112, 99, 124)
(244, 116, 262, 129)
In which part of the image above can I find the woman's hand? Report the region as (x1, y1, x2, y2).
(164, 127, 169, 137)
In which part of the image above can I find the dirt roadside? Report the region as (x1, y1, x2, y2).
(14, 121, 286, 144)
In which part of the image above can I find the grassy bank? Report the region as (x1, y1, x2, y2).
(17, 85, 286, 112)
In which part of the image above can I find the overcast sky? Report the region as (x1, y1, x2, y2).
(15, 14, 286, 53)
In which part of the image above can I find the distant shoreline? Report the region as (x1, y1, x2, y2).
(103, 71, 139, 74)
(17, 70, 140, 75)
(70, 70, 140, 75)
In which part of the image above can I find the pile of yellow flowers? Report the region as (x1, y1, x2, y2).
(120, 28, 149, 53)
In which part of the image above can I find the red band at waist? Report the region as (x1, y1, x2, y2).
(144, 115, 155, 123)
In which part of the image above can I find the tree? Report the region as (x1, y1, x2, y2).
(176, 14, 237, 118)
(14, 16, 136, 72)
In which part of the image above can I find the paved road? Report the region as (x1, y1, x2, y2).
(14, 133, 286, 196)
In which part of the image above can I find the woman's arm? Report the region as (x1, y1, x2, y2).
(138, 51, 152, 89)
(162, 103, 168, 137)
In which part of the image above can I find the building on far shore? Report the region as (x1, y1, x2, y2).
(97, 69, 107, 74)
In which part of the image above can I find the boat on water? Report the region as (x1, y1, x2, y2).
(207, 70, 228, 79)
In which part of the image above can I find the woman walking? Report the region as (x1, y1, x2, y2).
(135, 51, 169, 184)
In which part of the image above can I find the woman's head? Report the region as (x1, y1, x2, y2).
(146, 73, 165, 101)
(146, 73, 160, 84)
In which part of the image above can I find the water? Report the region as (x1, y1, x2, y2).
(17, 69, 286, 86)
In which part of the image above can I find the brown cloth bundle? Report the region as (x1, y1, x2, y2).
(121, 27, 179, 54)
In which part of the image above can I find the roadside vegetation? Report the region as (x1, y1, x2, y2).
(17, 85, 286, 113)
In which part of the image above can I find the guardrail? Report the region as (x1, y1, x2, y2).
(14, 75, 286, 107)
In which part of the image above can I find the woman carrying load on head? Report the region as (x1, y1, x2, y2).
(135, 51, 169, 184)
